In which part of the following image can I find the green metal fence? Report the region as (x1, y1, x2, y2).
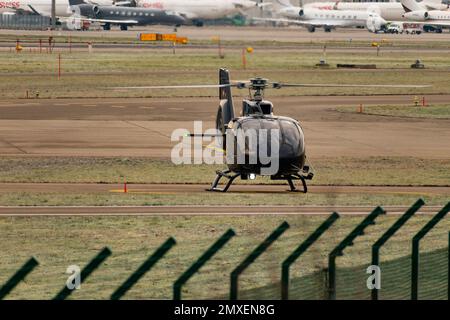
(0, 199, 448, 300)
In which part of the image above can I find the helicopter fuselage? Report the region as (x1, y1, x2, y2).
(224, 114, 306, 177)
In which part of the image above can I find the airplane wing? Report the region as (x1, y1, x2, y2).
(61, 14, 139, 24)
(2, 4, 51, 16)
(252, 17, 343, 27)
(179, 12, 198, 20)
(253, 17, 311, 25)
(389, 20, 450, 27)
(27, 5, 49, 16)
(80, 18, 139, 24)
(232, 1, 272, 9)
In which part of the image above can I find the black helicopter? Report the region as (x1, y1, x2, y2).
(212, 68, 313, 193)
(115, 68, 428, 193)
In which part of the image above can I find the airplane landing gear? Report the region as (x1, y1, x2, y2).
(120, 24, 128, 31)
(103, 23, 111, 31)
(307, 25, 316, 32)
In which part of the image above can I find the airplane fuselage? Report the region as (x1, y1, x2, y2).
(305, 1, 447, 21)
(404, 9, 450, 21)
(72, 3, 185, 25)
(280, 6, 379, 29)
(0, 0, 69, 16)
(136, 0, 257, 20)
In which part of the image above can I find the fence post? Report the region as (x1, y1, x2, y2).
(111, 237, 176, 300)
(0, 257, 39, 300)
(411, 202, 450, 300)
(328, 206, 385, 300)
(230, 221, 289, 300)
(281, 213, 339, 300)
(174, 229, 235, 300)
(448, 231, 450, 300)
(371, 199, 424, 300)
(58, 53, 61, 80)
(54, 247, 112, 300)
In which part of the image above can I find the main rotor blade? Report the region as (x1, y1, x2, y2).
(277, 83, 432, 88)
(112, 84, 233, 90)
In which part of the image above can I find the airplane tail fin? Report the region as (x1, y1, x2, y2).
(400, 0, 423, 12)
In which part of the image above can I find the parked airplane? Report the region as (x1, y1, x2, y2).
(401, 0, 450, 27)
(0, 0, 70, 16)
(68, 0, 186, 30)
(259, 0, 387, 32)
(304, 0, 446, 21)
(133, 0, 268, 26)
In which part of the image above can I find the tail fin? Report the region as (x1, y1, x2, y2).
(217, 68, 235, 132)
(401, 0, 424, 12)
(68, 0, 86, 6)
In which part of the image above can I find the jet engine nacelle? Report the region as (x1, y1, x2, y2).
(366, 14, 386, 33)
(403, 11, 429, 21)
(92, 5, 100, 16)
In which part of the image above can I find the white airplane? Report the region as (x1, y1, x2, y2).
(0, 0, 71, 16)
(258, 0, 387, 33)
(133, 0, 268, 26)
(401, 0, 450, 27)
(304, 0, 446, 21)
(0, 0, 118, 16)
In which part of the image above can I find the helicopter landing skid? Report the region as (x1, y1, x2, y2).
(207, 170, 240, 192)
(286, 176, 308, 193)
(208, 170, 311, 193)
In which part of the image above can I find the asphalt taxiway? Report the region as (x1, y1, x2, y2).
(0, 204, 445, 216)
(1, 95, 449, 158)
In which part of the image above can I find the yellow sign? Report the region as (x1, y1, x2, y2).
(139, 33, 188, 44)
(176, 37, 188, 44)
(139, 33, 157, 41)
(162, 34, 177, 42)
